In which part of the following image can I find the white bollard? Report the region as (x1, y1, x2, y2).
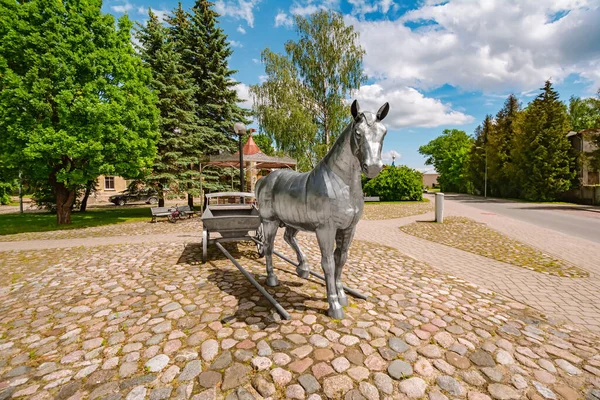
(435, 192, 444, 223)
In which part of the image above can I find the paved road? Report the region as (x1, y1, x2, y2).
(442, 194, 600, 244)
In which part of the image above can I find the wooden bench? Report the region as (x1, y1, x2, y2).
(364, 196, 380, 202)
(150, 207, 172, 222)
(176, 205, 197, 218)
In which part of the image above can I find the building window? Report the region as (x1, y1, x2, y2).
(104, 176, 115, 190)
(589, 171, 599, 185)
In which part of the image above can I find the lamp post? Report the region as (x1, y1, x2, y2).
(476, 146, 488, 198)
(233, 122, 246, 202)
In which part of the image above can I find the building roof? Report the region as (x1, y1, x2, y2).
(206, 135, 297, 169)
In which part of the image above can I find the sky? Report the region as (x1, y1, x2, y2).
(103, 0, 600, 172)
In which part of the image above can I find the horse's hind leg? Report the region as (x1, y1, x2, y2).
(262, 220, 280, 287)
(334, 227, 355, 307)
(284, 226, 310, 279)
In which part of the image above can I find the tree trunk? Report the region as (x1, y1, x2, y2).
(158, 183, 165, 207)
(188, 193, 194, 208)
(54, 180, 75, 225)
(80, 180, 94, 212)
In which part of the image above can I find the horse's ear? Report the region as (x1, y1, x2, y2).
(377, 102, 389, 121)
(351, 100, 360, 121)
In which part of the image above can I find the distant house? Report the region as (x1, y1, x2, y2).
(564, 129, 600, 205)
(94, 175, 130, 202)
(566, 129, 600, 185)
(422, 170, 440, 188)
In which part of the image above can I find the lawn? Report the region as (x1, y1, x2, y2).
(400, 216, 588, 278)
(0, 206, 153, 236)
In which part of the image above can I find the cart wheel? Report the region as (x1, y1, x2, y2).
(255, 224, 265, 258)
(168, 212, 177, 223)
(202, 228, 209, 263)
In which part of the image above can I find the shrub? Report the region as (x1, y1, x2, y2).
(363, 165, 423, 201)
(0, 182, 14, 205)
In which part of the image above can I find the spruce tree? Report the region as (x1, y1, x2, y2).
(136, 10, 202, 207)
(488, 95, 521, 197)
(168, 0, 251, 195)
(514, 81, 575, 201)
(468, 116, 492, 196)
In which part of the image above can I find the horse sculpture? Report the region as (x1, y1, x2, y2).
(255, 100, 389, 319)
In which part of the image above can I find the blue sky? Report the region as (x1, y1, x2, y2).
(104, 0, 600, 171)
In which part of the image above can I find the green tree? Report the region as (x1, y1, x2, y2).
(468, 115, 493, 196)
(251, 10, 367, 170)
(168, 1, 250, 195)
(0, 0, 159, 224)
(136, 10, 203, 207)
(513, 81, 574, 201)
(363, 165, 423, 201)
(419, 129, 474, 193)
(244, 133, 275, 156)
(568, 92, 600, 132)
(487, 94, 521, 197)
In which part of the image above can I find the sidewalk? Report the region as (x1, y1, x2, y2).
(354, 198, 600, 332)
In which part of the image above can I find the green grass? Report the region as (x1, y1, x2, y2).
(0, 207, 152, 236)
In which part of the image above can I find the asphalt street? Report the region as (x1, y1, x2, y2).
(443, 194, 600, 244)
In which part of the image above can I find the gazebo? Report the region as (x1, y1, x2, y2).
(202, 135, 296, 195)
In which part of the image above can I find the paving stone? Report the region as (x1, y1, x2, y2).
(388, 337, 409, 353)
(289, 358, 313, 374)
(437, 375, 465, 397)
(461, 370, 486, 387)
(348, 366, 370, 381)
(553, 386, 578, 400)
(532, 381, 556, 399)
(314, 348, 334, 361)
(271, 340, 291, 351)
(272, 353, 291, 366)
(198, 371, 222, 388)
(488, 383, 520, 400)
(446, 351, 471, 369)
(332, 356, 351, 373)
(555, 359, 582, 375)
(434, 332, 455, 348)
(312, 362, 335, 380)
(256, 340, 271, 356)
(201, 340, 219, 362)
(150, 388, 172, 400)
(467, 392, 492, 400)
(286, 384, 306, 399)
(145, 355, 169, 372)
(511, 374, 528, 390)
(364, 354, 387, 371)
(429, 390, 450, 400)
(398, 377, 427, 398)
(533, 370, 555, 384)
(359, 381, 379, 400)
(481, 367, 504, 382)
(470, 349, 496, 367)
(221, 363, 251, 391)
(345, 389, 366, 400)
(291, 344, 314, 359)
(417, 344, 442, 358)
(210, 351, 232, 370)
(323, 375, 354, 399)
(252, 375, 276, 398)
(388, 360, 413, 380)
(373, 372, 393, 394)
(270, 367, 293, 387)
(298, 374, 321, 394)
(126, 386, 147, 400)
(178, 360, 202, 381)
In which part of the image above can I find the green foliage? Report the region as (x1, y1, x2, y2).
(0, 0, 159, 223)
(0, 181, 13, 205)
(251, 10, 367, 171)
(136, 10, 204, 205)
(168, 1, 251, 192)
(486, 94, 521, 197)
(248, 134, 275, 156)
(568, 92, 600, 132)
(363, 165, 423, 201)
(419, 129, 473, 193)
(513, 81, 575, 201)
(467, 115, 493, 196)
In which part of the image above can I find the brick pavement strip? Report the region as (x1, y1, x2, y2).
(1, 230, 600, 399)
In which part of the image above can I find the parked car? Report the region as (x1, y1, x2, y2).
(109, 187, 158, 206)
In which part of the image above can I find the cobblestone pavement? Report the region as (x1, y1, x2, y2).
(355, 196, 600, 332)
(362, 201, 433, 220)
(2, 233, 600, 400)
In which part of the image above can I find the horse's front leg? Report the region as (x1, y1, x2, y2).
(316, 227, 343, 319)
(334, 227, 356, 307)
(284, 226, 310, 278)
(262, 220, 280, 287)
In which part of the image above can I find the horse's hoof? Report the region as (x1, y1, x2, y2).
(338, 296, 348, 307)
(327, 307, 344, 319)
(266, 275, 279, 287)
(296, 266, 310, 279)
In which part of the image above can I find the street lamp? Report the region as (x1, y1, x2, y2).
(476, 146, 488, 198)
(233, 122, 246, 202)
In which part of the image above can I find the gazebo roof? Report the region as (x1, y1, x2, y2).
(206, 135, 297, 169)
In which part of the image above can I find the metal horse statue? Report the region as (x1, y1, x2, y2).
(255, 100, 389, 319)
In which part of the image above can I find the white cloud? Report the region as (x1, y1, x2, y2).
(214, 0, 261, 28)
(151, 8, 169, 22)
(382, 150, 401, 164)
(274, 10, 294, 28)
(237, 25, 247, 34)
(259, 75, 267, 83)
(352, 83, 474, 129)
(111, 2, 134, 13)
(230, 40, 243, 48)
(234, 83, 253, 109)
(252, 58, 260, 64)
(346, 0, 600, 93)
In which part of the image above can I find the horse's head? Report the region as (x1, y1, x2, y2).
(350, 100, 389, 178)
